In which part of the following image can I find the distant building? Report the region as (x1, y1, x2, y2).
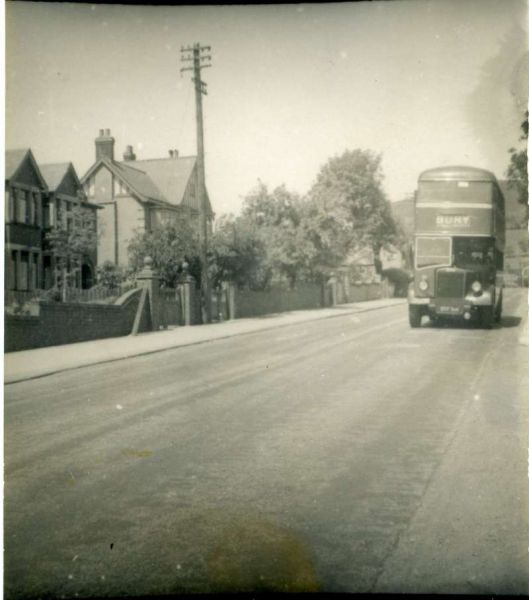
(81, 129, 214, 268)
(5, 149, 98, 293)
(341, 247, 380, 284)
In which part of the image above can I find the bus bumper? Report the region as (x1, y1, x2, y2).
(408, 289, 493, 319)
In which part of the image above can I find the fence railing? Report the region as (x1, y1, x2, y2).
(5, 285, 131, 307)
(65, 285, 129, 304)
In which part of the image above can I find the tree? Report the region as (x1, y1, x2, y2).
(304, 149, 401, 277)
(241, 183, 305, 288)
(210, 183, 308, 290)
(45, 202, 97, 301)
(210, 213, 270, 290)
(127, 216, 200, 287)
(506, 111, 528, 205)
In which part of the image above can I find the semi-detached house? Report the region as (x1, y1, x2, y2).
(81, 129, 214, 269)
(5, 148, 99, 294)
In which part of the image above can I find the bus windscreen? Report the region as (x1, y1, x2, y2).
(416, 237, 451, 268)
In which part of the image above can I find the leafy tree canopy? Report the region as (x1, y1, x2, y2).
(127, 215, 200, 287)
(305, 149, 401, 273)
(506, 110, 528, 205)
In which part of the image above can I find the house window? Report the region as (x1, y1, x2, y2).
(5, 189, 10, 222)
(56, 199, 62, 227)
(85, 178, 95, 198)
(113, 178, 128, 196)
(16, 189, 28, 223)
(19, 252, 29, 291)
(28, 253, 37, 291)
(65, 201, 73, 232)
(28, 192, 34, 225)
(43, 255, 53, 290)
(33, 192, 41, 226)
(7, 251, 17, 290)
(42, 199, 50, 228)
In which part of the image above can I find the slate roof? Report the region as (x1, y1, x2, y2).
(112, 161, 167, 204)
(5, 148, 31, 180)
(124, 157, 196, 207)
(39, 163, 71, 192)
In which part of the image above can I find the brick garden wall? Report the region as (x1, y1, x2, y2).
(234, 282, 382, 319)
(234, 283, 326, 319)
(5, 288, 150, 352)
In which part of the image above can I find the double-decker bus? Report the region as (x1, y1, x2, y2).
(408, 166, 505, 328)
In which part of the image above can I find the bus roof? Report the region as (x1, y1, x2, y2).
(419, 166, 498, 183)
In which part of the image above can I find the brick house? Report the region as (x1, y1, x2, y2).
(81, 129, 214, 269)
(5, 148, 99, 294)
(39, 162, 99, 290)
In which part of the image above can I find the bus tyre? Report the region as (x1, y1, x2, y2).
(494, 292, 502, 323)
(409, 305, 422, 328)
(480, 306, 494, 329)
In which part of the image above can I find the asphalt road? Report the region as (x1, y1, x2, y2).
(5, 288, 529, 597)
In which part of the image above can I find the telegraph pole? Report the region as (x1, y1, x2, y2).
(181, 42, 212, 323)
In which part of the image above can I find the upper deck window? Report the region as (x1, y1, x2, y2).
(418, 181, 493, 204)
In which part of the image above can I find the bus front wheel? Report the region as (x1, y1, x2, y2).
(409, 305, 422, 328)
(494, 291, 503, 323)
(480, 306, 494, 329)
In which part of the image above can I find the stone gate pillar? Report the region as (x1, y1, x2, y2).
(222, 281, 236, 320)
(136, 256, 161, 331)
(328, 274, 337, 307)
(180, 261, 196, 326)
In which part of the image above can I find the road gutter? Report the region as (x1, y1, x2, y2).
(5, 300, 406, 385)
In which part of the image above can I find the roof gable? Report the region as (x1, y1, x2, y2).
(81, 154, 213, 214)
(40, 162, 82, 197)
(5, 148, 48, 189)
(82, 157, 167, 205)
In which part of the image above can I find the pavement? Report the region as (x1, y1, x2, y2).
(4, 298, 406, 384)
(519, 290, 529, 346)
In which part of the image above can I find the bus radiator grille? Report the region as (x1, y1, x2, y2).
(436, 270, 465, 298)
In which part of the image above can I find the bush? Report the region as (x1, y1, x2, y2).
(96, 261, 126, 291)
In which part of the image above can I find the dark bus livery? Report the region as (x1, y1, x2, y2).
(408, 166, 505, 328)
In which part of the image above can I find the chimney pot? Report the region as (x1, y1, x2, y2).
(95, 129, 115, 161)
(169, 150, 174, 158)
(174, 149, 179, 158)
(123, 145, 136, 161)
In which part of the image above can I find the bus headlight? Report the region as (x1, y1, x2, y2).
(471, 280, 482, 294)
(418, 278, 429, 291)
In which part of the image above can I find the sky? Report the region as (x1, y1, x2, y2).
(5, 0, 528, 217)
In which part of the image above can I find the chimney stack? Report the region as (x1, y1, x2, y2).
(95, 128, 115, 161)
(123, 145, 136, 161)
